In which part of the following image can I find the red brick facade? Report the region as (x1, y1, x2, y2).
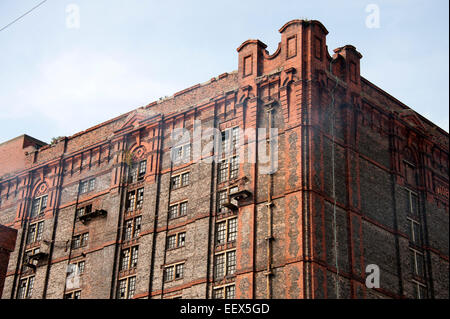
(0, 19, 448, 299)
(0, 135, 46, 179)
(0, 225, 17, 298)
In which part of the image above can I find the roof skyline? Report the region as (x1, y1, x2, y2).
(0, 1, 448, 144)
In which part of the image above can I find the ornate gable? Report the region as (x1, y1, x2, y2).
(398, 109, 427, 133)
(114, 108, 159, 133)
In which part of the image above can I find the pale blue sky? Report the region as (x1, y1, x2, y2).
(0, 0, 448, 144)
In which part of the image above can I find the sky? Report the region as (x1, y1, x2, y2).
(0, 0, 448, 144)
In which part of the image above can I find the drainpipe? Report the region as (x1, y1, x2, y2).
(264, 103, 275, 298)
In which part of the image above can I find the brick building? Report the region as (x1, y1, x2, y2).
(0, 19, 448, 299)
(0, 225, 17, 298)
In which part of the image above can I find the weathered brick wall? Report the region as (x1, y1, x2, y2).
(0, 225, 17, 298)
(0, 135, 46, 179)
(0, 19, 447, 300)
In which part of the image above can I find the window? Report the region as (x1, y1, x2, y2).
(212, 287, 224, 299)
(227, 218, 238, 242)
(172, 144, 191, 163)
(413, 281, 427, 299)
(30, 195, 48, 218)
(66, 261, 85, 278)
(72, 233, 89, 249)
(120, 249, 130, 271)
(17, 276, 35, 299)
(180, 202, 187, 216)
(408, 218, 422, 246)
(406, 189, 419, 217)
(117, 276, 136, 299)
(221, 127, 240, 155)
(225, 285, 236, 299)
(231, 127, 239, 150)
(123, 216, 142, 240)
(218, 127, 240, 181)
(79, 178, 95, 194)
(410, 248, 425, 277)
(168, 201, 188, 220)
(127, 276, 136, 298)
(167, 234, 177, 250)
(214, 250, 236, 279)
(70, 260, 85, 275)
(78, 261, 85, 274)
(216, 222, 227, 245)
(129, 160, 147, 183)
(124, 220, 133, 240)
(181, 172, 190, 186)
(72, 236, 80, 250)
(23, 248, 40, 272)
(169, 205, 178, 220)
(130, 246, 139, 268)
(88, 179, 95, 191)
(218, 160, 229, 183)
(167, 232, 186, 249)
(214, 254, 225, 279)
(127, 191, 136, 212)
(172, 172, 190, 189)
(171, 175, 181, 189)
(64, 290, 81, 299)
(164, 263, 185, 282)
(76, 204, 92, 220)
(218, 156, 239, 183)
(217, 186, 238, 213)
(230, 156, 239, 180)
(213, 284, 235, 299)
(404, 161, 417, 187)
(221, 130, 231, 154)
(81, 233, 89, 246)
(138, 160, 147, 179)
(178, 232, 186, 246)
(136, 188, 144, 210)
(175, 264, 184, 279)
(226, 251, 236, 275)
(79, 181, 88, 194)
(117, 278, 127, 299)
(126, 188, 144, 212)
(120, 246, 139, 271)
(26, 221, 44, 245)
(164, 265, 174, 282)
(216, 217, 238, 245)
(129, 164, 138, 184)
(217, 190, 228, 213)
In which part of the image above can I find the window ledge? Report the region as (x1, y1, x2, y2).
(121, 237, 140, 247)
(118, 268, 137, 279)
(164, 277, 184, 284)
(166, 245, 186, 252)
(168, 214, 187, 222)
(214, 242, 236, 251)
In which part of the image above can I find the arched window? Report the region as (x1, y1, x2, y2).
(127, 146, 147, 184)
